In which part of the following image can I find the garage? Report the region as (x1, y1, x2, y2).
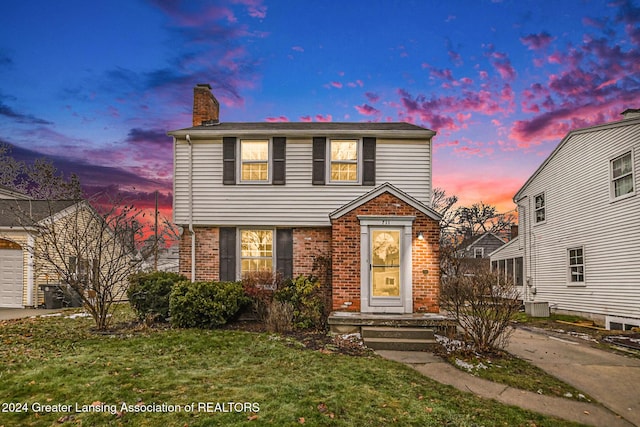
(0, 240, 24, 308)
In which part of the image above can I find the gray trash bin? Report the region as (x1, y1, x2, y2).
(39, 284, 64, 309)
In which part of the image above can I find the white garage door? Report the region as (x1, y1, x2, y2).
(0, 248, 23, 308)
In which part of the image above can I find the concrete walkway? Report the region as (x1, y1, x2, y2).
(508, 327, 640, 426)
(378, 327, 640, 426)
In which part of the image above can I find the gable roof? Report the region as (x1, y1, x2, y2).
(488, 235, 520, 258)
(463, 232, 506, 250)
(168, 122, 436, 139)
(514, 115, 640, 202)
(0, 200, 79, 227)
(0, 184, 30, 200)
(329, 182, 442, 221)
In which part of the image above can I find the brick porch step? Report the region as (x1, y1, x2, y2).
(361, 326, 437, 351)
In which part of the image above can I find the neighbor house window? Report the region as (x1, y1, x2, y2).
(534, 192, 546, 223)
(568, 247, 585, 284)
(473, 247, 484, 258)
(240, 140, 269, 182)
(330, 139, 358, 182)
(240, 229, 273, 275)
(611, 151, 634, 199)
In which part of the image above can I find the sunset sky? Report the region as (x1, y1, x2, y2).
(1, 0, 638, 220)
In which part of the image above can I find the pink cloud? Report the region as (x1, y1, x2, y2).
(292, 46, 304, 52)
(520, 32, 554, 50)
(355, 104, 380, 116)
(365, 92, 380, 103)
(265, 116, 289, 122)
(315, 114, 332, 122)
(300, 116, 312, 122)
(330, 81, 343, 89)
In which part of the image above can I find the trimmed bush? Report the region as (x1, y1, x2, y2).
(274, 275, 325, 330)
(127, 271, 186, 322)
(169, 280, 249, 329)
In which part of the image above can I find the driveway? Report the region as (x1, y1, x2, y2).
(0, 308, 62, 321)
(508, 327, 640, 426)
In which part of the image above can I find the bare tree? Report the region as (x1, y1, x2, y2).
(440, 270, 521, 353)
(11, 196, 144, 330)
(1, 146, 145, 329)
(0, 144, 82, 200)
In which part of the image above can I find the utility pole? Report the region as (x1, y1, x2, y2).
(154, 190, 159, 271)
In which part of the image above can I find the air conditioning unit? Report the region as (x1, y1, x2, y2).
(525, 301, 549, 317)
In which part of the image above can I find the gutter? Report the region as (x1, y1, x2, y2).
(186, 134, 196, 282)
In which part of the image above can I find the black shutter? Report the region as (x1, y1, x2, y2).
(272, 137, 286, 185)
(223, 137, 236, 185)
(276, 228, 293, 280)
(219, 227, 236, 281)
(312, 137, 326, 185)
(363, 137, 376, 186)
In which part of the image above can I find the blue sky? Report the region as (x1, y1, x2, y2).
(1, 0, 638, 216)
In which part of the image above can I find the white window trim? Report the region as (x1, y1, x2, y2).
(238, 138, 272, 184)
(534, 192, 546, 225)
(609, 149, 635, 202)
(473, 247, 484, 258)
(567, 246, 586, 286)
(327, 138, 362, 185)
(237, 228, 276, 278)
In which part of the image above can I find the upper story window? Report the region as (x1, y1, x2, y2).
(568, 247, 585, 284)
(611, 151, 634, 199)
(240, 140, 269, 182)
(473, 247, 484, 258)
(534, 192, 546, 223)
(330, 139, 358, 182)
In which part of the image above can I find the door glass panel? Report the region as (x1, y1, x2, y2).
(371, 230, 400, 297)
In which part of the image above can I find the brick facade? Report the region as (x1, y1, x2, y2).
(178, 195, 440, 315)
(179, 226, 220, 281)
(330, 191, 440, 313)
(179, 226, 332, 283)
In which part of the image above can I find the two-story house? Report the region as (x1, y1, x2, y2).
(169, 84, 442, 315)
(490, 109, 640, 329)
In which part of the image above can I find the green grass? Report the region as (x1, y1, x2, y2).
(444, 351, 591, 401)
(0, 308, 585, 426)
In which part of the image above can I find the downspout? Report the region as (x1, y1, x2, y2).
(186, 134, 196, 282)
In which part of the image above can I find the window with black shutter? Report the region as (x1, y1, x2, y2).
(362, 137, 376, 186)
(219, 227, 236, 281)
(222, 137, 236, 185)
(312, 137, 326, 185)
(276, 229, 293, 279)
(272, 137, 286, 185)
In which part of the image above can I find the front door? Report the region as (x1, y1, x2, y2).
(359, 217, 413, 314)
(370, 229, 402, 308)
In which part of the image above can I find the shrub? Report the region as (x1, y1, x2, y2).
(440, 270, 521, 353)
(274, 275, 325, 330)
(266, 300, 295, 333)
(127, 271, 186, 323)
(242, 270, 283, 322)
(169, 280, 250, 329)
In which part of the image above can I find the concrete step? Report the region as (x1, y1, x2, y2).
(361, 326, 435, 340)
(361, 326, 437, 351)
(364, 337, 438, 351)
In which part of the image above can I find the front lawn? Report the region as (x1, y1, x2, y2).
(0, 308, 583, 426)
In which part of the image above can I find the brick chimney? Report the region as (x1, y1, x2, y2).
(510, 225, 519, 239)
(621, 109, 640, 120)
(193, 83, 220, 126)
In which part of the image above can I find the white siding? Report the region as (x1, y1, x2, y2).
(517, 120, 640, 320)
(174, 137, 432, 226)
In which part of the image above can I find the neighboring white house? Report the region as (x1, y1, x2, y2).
(491, 109, 640, 329)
